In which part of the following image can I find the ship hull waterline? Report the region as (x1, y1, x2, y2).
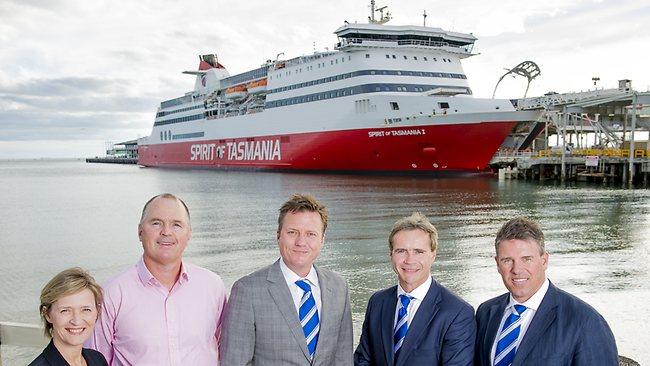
(138, 120, 518, 173)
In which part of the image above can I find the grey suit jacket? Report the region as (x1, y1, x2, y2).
(221, 260, 353, 366)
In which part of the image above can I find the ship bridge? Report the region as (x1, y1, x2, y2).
(334, 23, 476, 57)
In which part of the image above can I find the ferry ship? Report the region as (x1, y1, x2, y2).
(137, 3, 540, 172)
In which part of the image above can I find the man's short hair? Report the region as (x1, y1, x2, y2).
(389, 212, 438, 252)
(39, 267, 103, 338)
(494, 217, 545, 255)
(140, 193, 190, 224)
(278, 193, 328, 232)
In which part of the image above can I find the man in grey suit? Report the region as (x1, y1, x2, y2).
(221, 193, 353, 366)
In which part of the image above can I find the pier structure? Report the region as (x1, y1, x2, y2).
(86, 139, 138, 164)
(491, 80, 650, 186)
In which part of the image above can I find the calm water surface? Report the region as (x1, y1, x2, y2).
(1, 160, 648, 364)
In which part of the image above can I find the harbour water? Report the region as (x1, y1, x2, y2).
(1, 159, 648, 364)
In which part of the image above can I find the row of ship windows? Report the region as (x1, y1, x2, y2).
(266, 83, 470, 108)
(157, 103, 203, 117)
(271, 54, 453, 80)
(160, 130, 172, 140)
(155, 112, 204, 126)
(269, 69, 466, 94)
(384, 54, 452, 62)
(155, 83, 470, 126)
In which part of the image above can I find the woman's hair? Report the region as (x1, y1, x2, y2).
(39, 267, 103, 337)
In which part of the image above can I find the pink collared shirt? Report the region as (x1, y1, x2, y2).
(88, 257, 227, 365)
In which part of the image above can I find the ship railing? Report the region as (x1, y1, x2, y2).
(0, 321, 48, 365)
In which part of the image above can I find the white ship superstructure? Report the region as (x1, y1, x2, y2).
(138, 5, 539, 172)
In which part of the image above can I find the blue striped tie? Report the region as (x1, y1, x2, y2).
(494, 304, 527, 366)
(393, 294, 412, 357)
(295, 280, 319, 359)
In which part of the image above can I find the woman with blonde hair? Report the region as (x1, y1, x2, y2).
(29, 268, 107, 366)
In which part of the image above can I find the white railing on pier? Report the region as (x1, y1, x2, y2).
(0, 322, 48, 366)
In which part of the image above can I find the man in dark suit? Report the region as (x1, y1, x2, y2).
(475, 217, 618, 366)
(354, 212, 476, 366)
(221, 193, 353, 365)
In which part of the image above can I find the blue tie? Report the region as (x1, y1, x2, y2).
(295, 280, 319, 359)
(393, 294, 412, 357)
(494, 304, 527, 366)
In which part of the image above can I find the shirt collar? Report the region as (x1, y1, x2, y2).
(279, 257, 319, 288)
(507, 277, 549, 311)
(397, 275, 432, 301)
(136, 256, 189, 287)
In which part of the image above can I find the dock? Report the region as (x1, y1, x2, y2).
(490, 80, 650, 187)
(491, 149, 650, 185)
(86, 157, 138, 164)
(86, 139, 138, 165)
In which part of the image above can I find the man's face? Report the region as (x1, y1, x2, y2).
(138, 197, 191, 268)
(390, 229, 436, 293)
(495, 238, 548, 303)
(277, 211, 324, 277)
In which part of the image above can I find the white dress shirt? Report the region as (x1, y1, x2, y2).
(394, 276, 433, 329)
(490, 278, 550, 366)
(279, 258, 322, 315)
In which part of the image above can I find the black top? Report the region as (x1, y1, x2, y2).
(29, 340, 108, 366)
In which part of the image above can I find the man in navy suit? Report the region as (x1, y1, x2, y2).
(354, 212, 476, 366)
(475, 217, 618, 366)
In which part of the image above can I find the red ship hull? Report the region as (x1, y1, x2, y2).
(138, 121, 517, 172)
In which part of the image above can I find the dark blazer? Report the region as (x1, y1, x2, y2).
(354, 279, 476, 366)
(474, 281, 618, 366)
(29, 340, 108, 366)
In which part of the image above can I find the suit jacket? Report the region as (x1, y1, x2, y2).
(474, 281, 618, 366)
(220, 260, 353, 366)
(29, 340, 108, 366)
(354, 279, 476, 366)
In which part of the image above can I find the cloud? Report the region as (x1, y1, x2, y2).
(1, 0, 649, 157)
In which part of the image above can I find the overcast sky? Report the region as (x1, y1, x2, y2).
(1, 0, 648, 158)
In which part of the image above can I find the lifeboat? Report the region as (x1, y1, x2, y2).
(246, 78, 268, 94)
(225, 84, 247, 100)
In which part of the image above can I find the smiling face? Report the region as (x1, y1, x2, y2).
(45, 289, 98, 350)
(496, 238, 549, 303)
(138, 196, 191, 269)
(277, 210, 325, 277)
(390, 229, 436, 293)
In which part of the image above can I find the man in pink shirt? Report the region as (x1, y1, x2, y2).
(88, 193, 227, 365)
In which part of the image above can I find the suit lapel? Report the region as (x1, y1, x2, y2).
(313, 266, 333, 363)
(380, 286, 398, 366)
(266, 260, 311, 362)
(512, 283, 558, 366)
(395, 281, 441, 366)
(483, 295, 509, 366)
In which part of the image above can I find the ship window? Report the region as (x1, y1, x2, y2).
(335, 59, 338, 64)
(386, 54, 390, 58)
(390, 102, 399, 110)
(366, 54, 370, 58)
(331, 60, 334, 65)
(439, 102, 450, 109)
(403, 55, 407, 60)
(433, 58, 437, 61)
(341, 57, 344, 62)
(424, 57, 428, 61)
(160, 131, 163, 140)
(392, 55, 396, 59)
(348, 56, 351, 61)
(413, 56, 418, 60)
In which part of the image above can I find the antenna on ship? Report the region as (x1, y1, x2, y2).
(423, 10, 427, 26)
(368, 0, 391, 24)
